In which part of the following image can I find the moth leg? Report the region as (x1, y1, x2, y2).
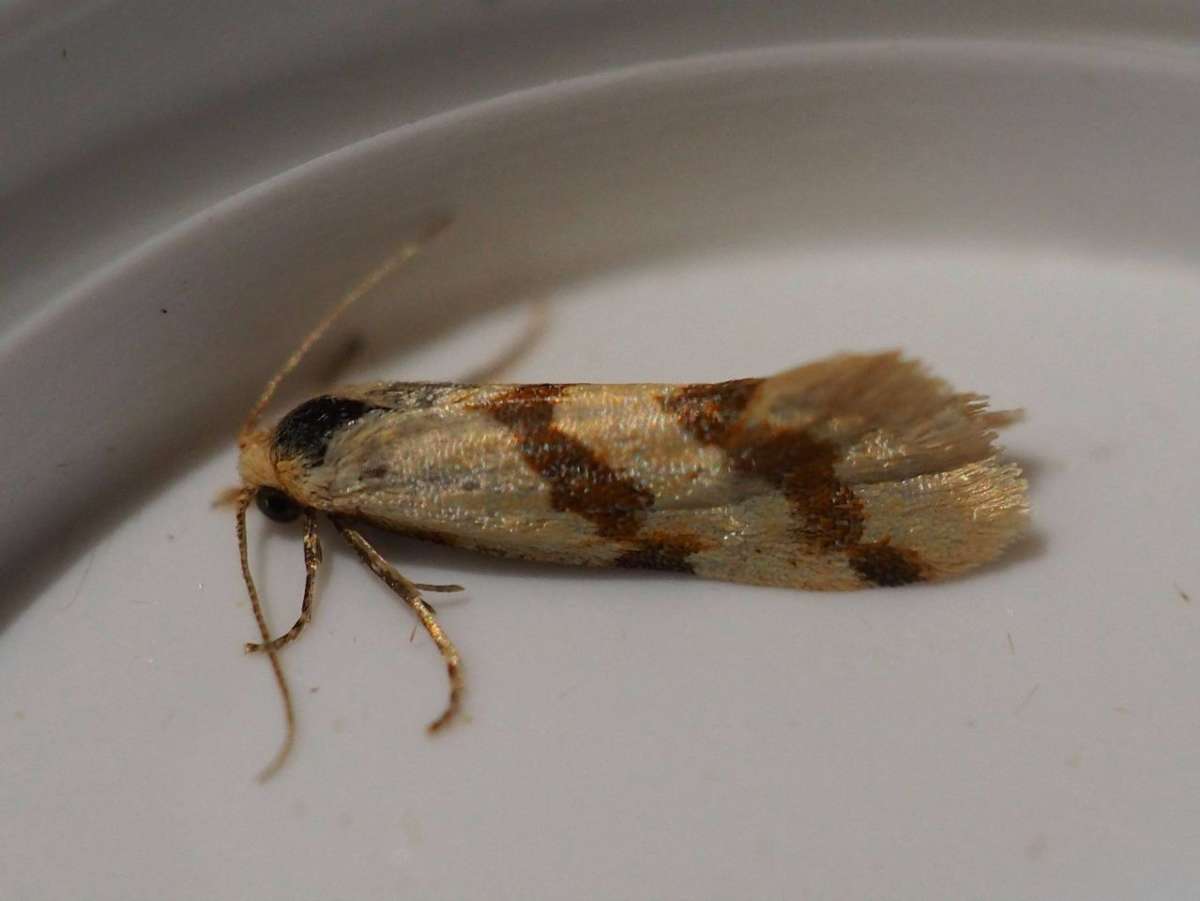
(331, 517, 464, 733)
(246, 510, 323, 654)
(404, 581, 468, 616)
(317, 334, 367, 385)
(456, 299, 549, 383)
(413, 582, 464, 593)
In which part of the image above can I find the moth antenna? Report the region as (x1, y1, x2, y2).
(236, 490, 296, 782)
(241, 217, 452, 438)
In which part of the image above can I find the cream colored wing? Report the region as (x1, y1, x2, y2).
(266, 353, 1027, 589)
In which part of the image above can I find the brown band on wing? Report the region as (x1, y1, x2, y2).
(484, 385, 655, 540)
(614, 532, 710, 573)
(662, 380, 927, 586)
(846, 542, 925, 587)
(661, 379, 764, 445)
(726, 424, 865, 551)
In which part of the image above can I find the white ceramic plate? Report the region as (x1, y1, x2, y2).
(3, 9, 1199, 900)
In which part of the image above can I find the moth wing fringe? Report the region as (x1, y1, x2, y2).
(754, 352, 1024, 486)
(852, 456, 1029, 582)
(717, 352, 1030, 585)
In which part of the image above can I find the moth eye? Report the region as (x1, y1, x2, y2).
(256, 487, 301, 523)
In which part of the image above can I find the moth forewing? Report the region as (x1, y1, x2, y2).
(258, 356, 1026, 587)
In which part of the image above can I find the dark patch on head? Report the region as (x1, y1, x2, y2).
(614, 533, 706, 573)
(662, 380, 920, 584)
(362, 465, 389, 480)
(273, 395, 379, 466)
(484, 385, 654, 539)
(256, 487, 301, 523)
(847, 542, 925, 586)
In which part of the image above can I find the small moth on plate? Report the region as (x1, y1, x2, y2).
(231, 231, 1028, 779)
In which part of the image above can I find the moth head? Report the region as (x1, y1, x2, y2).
(235, 428, 304, 523)
(228, 228, 451, 782)
(237, 427, 281, 494)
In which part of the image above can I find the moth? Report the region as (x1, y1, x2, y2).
(232, 233, 1028, 779)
